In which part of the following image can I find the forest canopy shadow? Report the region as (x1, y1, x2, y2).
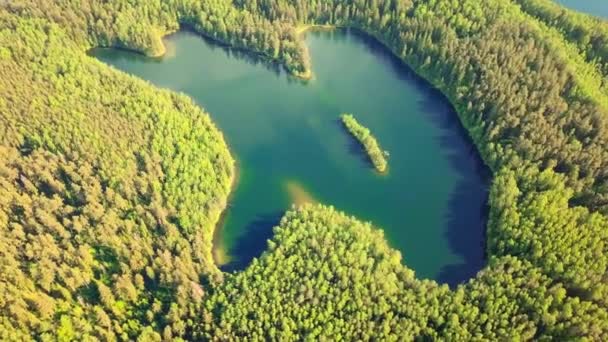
(345, 27, 492, 286)
(220, 212, 283, 273)
(418, 82, 491, 287)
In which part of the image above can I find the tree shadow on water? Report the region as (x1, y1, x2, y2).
(345, 28, 420, 84)
(220, 211, 284, 273)
(171, 26, 310, 83)
(419, 92, 491, 287)
(345, 24, 492, 285)
(334, 118, 377, 172)
(345, 25, 491, 286)
(315, 28, 490, 286)
(436, 179, 489, 287)
(421, 93, 491, 287)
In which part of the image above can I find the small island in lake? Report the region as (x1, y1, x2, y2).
(340, 113, 388, 173)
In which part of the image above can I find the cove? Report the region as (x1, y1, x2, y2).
(93, 29, 489, 285)
(555, 0, 608, 18)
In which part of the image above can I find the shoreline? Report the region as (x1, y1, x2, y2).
(211, 157, 240, 269)
(92, 23, 490, 278)
(293, 24, 337, 81)
(295, 24, 336, 35)
(89, 24, 327, 81)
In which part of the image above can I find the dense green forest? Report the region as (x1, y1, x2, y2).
(2, 0, 608, 340)
(340, 113, 388, 173)
(201, 205, 608, 340)
(514, 0, 608, 82)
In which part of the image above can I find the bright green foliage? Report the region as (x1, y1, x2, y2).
(3, 0, 310, 75)
(488, 166, 608, 307)
(2, 0, 608, 340)
(0, 13, 233, 340)
(340, 113, 388, 173)
(201, 205, 429, 340)
(200, 205, 608, 340)
(7, 0, 608, 210)
(514, 0, 608, 80)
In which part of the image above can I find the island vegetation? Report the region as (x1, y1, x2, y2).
(340, 113, 388, 173)
(1, 0, 608, 340)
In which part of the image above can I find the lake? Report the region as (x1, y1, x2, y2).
(93, 29, 489, 285)
(556, 0, 608, 18)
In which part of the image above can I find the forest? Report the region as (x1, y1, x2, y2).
(340, 113, 388, 173)
(1, 0, 608, 340)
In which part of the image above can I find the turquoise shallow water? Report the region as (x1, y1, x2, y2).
(93, 29, 489, 285)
